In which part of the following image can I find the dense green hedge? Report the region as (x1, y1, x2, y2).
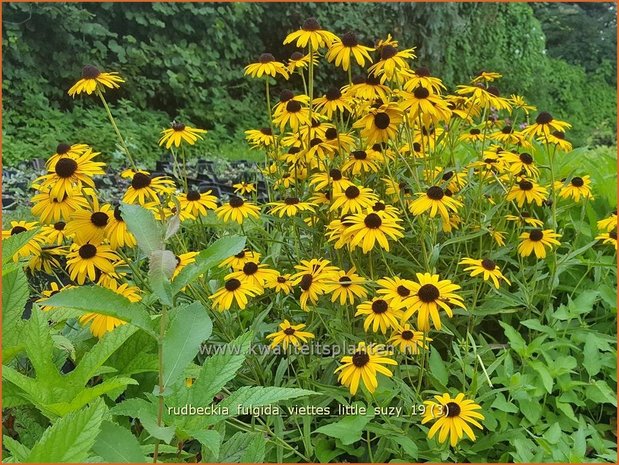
(2, 2, 616, 166)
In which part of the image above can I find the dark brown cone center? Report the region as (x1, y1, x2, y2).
(78, 244, 97, 259)
(418, 284, 440, 303)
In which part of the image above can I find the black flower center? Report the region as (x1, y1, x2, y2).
(90, 212, 109, 227)
(418, 284, 440, 303)
(229, 197, 245, 208)
(427, 186, 444, 200)
(171, 121, 186, 131)
(285, 197, 300, 205)
(235, 251, 246, 258)
(372, 299, 389, 314)
(277, 276, 287, 283)
(397, 285, 411, 297)
(290, 51, 304, 61)
(280, 89, 294, 102)
(352, 351, 370, 367)
(225, 278, 242, 291)
(469, 128, 481, 135)
(536, 112, 553, 124)
(341, 31, 358, 47)
(339, 276, 352, 287)
(352, 150, 367, 160)
(54, 221, 66, 231)
(610, 230, 617, 240)
(381, 45, 397, 60)
(326, 87, 342, 101)
(259, 53, 275, 63)
(413, 86, 430, 99)
(56, 143, 71, 154)
(78, 244, 97, 259)
(401, 330, 414, 340)
(352, 74, 366, 85)
(374, 112, 391, 129)
(55, 158, 78, 178)
(243, 262, 259, 275)
(416, 66, 431, 77)
(284, 327, 296, 335)
(364, 213, 382, 229)
(345, 186, 360, 199)
(299, 274, 313, 291)
(325, 127, 338, 140)
(481, 258, 496, 271)
(82, 65, 101, 79)
(552, 131, 565, 140)
(372, 202, 386, 212)
(10, 226, 27, 235)
(487, 86, 500, 97)
(413, 142, 422, 152)
(310, 137, 323, 147)
(501, 126, 513, 134)
(260, 127, 273, 136)
(330, 169, 343, 181)
(187, 191, 201, 201)
(366, 73, 381, 86)
(519, 153, 533, 164)
(519, 180, 533, 191)
(286, 100, 302, 113)
(442, 171, 454, 181)
(132, 173, 152, 189)
(114, 205, 124, 222)
(529, 229, 544, 241)
(302, 17, 321, 31)
(445, 402, 461, 417)
(571, 177, 584, 187)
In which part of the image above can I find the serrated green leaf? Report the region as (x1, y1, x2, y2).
(171, 235, 246, 294)
(23, 307, 61, 387)
(26, 399, 107, 462)
(240, 432, 266, 462)
(92, 421, 147, 463)
(42, 285, 156, 338)
(120, 203, 164, 254)
(2, 435, 31, 462)
(2, 267, 29, 361)
(190, 430, 221, 461)
(149, 249, 176, 305)
(162, 302, 212, 391)
(586, 380, 617, 406)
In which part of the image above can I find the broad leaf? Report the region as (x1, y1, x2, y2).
(92, 421, 147, 463)
(149, 249, 177, 305)
(314, 402, 374, 445)
(121, 203, 164, 254)
(2, 267, 29, 361)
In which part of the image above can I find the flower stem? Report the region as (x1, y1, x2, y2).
(97, 90, 137, 170)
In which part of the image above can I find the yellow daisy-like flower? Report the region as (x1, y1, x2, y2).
(543, 131, 573, 152)
(226, 261, 278, 290)
(266, 320, 315, 350)
(244, 53, 289, 79)
(233, 182, 257, 195)
(290, 259, 338, 311)
(265, 272, 294, 295)
(330, 185, 378, 215)
(31, 186, 91, 224)
(283, 17, 338, 50)
(557, 176, 594, 203)
(65, 203, 114, 245)
(510, 94, 537, 114)
(215, 197, 261, 224)
(313, 87, 353, 119)
(459, 128, 485, 143)
(595, 230, 617, 250)
(375, 276, 417, 310)
(2, 221, 44, 261)
(177, 190, 218, 218)
(123, 171, 176, 205)
(245, 128, 276, 149)
(455, 83, 512, 111)
(388, 324, 431, 354)
(27, 245, 65, 275)
(402, 273, 466, 332)
(325, 32, 374, 71)
(506, 179, 548, 208)
(334, 342, 397, 395)
(159, 121, 207, 149)
(402, 67, 446, 95)
(324, 267, 367, 305)
(517, 229, 562, 259)
(309, 169, 352, 195)
(40, 221, 69, 246)
(79, 282, 142, 338)
(597, 212, 617, 232)
(341, 149, 382, 176)
(459, 258, 511, 289)
(105, 205, 138, 250)
(36, 148, 105, 201)
(68, 65, 124, 97)
(502, 151, 539, 178)
(368, 43, 416, 83)
(343, 73, 391, 102)
(46, 142, 91, 168)
(287, 51, 318, 73)
(409, 186, 463, 223)
(209, 278, 262, 311)
(421, 392, 485, 447)
(399, 86, 451, 125)
(355, 298, 403, 334)
(66, 243, 119, 285)
(505, 213, 544, 228)
(219, 249, 261, 271)
(343, 211, 404, 254)
(521, 111, 572, 139)
(171, 252, 199, 280)
(272, 98, 311, 132)
(353, 104, 403, 145)
(268, 197, 316, 218)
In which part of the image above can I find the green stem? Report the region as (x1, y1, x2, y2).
(97, 90, 137, 170)
(153, 304, 168, 463)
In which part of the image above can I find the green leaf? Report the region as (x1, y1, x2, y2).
(583, 338, 601, 377)
(428, 348, 448, 386)
(2, 228, 39, 266)
(92, 421, 147, 463)
(149, 249, 177, 305)
(162, 302, 212, 390)
(586, 380, 617, 406)
(26, 399, 107, 462)
(2, 267, 29, 361)
(140, 411, 175, 443)
(491, 393, 519, 413)
(191, 430, 221, 461)
(42, 285, 156, 338)
(219, 432, 260, 463)
(120, 203, 164, 254)
(23, 307, 61, 387)
(314, 402, 374, 445)
(519, 399, 542, 425)
(391, 436, 418, 460)
(499, 321, 527, 355)
(543, 422, 562, 444)
(529, 360, 553, 393)
(2, 435, 31, 462)
(171, 235, 246, 294)
(240, 432, 266, 462)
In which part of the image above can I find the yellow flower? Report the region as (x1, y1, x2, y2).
(388, 324, 431, 354)
(266, 320, 314, 350)
(290, 259, 338, 311)
(265, 272, 294, 295)
(353, 104, 403, 145)
(226, 261, 278, 290)
(66, 243, 119, 285)
(215, 197, 261, 224)
(597, 212, 617, 232)
(287, 51, 318, 73)
(422, 393, 484, 447)
(219, 249, 261, 271)
(283, 17, 338, 50)
(505, 213, 544, 228)
(209, 278, 262, 311)
(409, 186, 463, 223)
(343, 211, 404, 254)
(105, 205, 137, 250)
(159, 121, 207, 149)
(330, 184, 378, 215)
(123, 171, 176, 205)
(245, 128, 276, 148)
(595, 231, 617, 250)
(325, 32, 374, 71)
(31, 186, 91, 224)
(324, 267, 367, 305)
(68, 65, 124, 97)
(521, 111, 571, 139)
(79, 282, 141, 338)
(2, 221, 44, 261)
(172, 252, 198, 280)
(244, 53, 289, 79)
(355, 298, 403, 334)
(313, 87, 353, 119)
(46, 143, 91, 168)
(268, 197, 316, 218)
(506, 179, 548, 208)
(375, 276, 416, 310)
(334, 342, 397, 395)
(557, 176, 594, 203)
(517, 229, 562, 259)
(459, 258, 511, 289)
(65, 203, 114, 245)
(233, 182, 257, 195)
(368, 43, 416, 83)
(178, 190, 218, 218)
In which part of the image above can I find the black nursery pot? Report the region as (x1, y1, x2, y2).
(2, 197, 17, 210)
